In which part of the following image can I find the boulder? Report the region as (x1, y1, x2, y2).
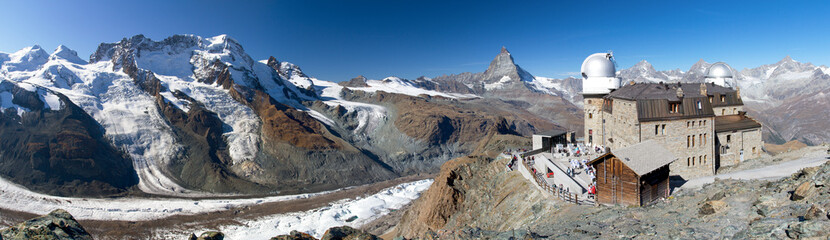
(791, 181, 816, 201)
(787, 221, 830, 239)
(699, 200, 728, 215)
(0, 209, 92, 240)
(271, 230, 318, 240)
(320, 226, 379, 240)
(197, 231, 224, 240)
(803, 204, 829, 220)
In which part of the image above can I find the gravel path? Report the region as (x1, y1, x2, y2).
(681, 154, 829, 189)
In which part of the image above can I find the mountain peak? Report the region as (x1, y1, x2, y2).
(777, 55, 795, 64)
(50, 45, 86, 64)
(480, 47, 527, 83)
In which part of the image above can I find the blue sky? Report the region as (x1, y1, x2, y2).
(1, 1, 827, 81)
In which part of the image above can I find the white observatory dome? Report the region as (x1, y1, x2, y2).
(581, 53, 616, 78)
(581, 52, 621, 95)
(705, 62, 734, 88)
(706, 62, 733, 79)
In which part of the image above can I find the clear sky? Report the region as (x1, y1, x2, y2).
(1, 1, 828, 81)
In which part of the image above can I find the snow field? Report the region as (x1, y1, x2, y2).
(196, 179, 433, 239)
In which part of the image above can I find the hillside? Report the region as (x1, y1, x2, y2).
(391, 149, 830, 239)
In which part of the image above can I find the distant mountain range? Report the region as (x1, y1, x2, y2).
(0, 35, 566, 197)
(1, 34, 827, 198)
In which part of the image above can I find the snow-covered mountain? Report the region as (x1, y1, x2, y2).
(617, 60, 684, 83)
(0, 34, 546, 198)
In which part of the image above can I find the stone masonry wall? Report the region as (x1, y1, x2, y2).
(717, 128, 763, 167)
(714, 106, 744, 116)
(584, 97, 605, 146)
(640, 117, 716, 179)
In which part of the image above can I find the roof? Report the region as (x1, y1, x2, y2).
(535, 129, 567, 137)
(589, 140, 677, 176)
(715, 114, 762, 132)
(603, 82, 745, 122)
(608, 82, 736, 102)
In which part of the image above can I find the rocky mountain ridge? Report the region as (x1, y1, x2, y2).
(0, 34, 559, 197)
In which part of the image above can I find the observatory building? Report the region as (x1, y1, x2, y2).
(580, 53, 763, 178)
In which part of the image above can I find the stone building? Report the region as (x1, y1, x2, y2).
(580, 53, 763, 179)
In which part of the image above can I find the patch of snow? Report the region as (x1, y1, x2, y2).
(484, 75, 513, 91)
(0, 175, 345, 221)
(312, 79, 388, 135)
(41, 90, 62, 110)
(349, 76, 477, 99)
(306, 109, 335, 127)
(0, 90, 29, 117)
(207, 179, 433, 239)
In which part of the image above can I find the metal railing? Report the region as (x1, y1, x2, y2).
(523, 158, 596, 206)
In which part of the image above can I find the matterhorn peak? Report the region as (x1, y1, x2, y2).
(50, 45, 86, 64)
(480, 46, 528, 83)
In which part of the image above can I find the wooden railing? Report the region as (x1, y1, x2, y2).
(523, 158, 595, 206)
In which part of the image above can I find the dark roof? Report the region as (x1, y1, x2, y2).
(535, 129, 567, 137)
(715, 114, 762, 132)
(588, 140, 677, 176)
(604, 83, 740, 122)
(608, 82, 738, 102)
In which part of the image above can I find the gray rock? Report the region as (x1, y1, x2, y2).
(787, 221, 830, 239)
(792, 181, 817, 201)
(0, 209, 92, 240)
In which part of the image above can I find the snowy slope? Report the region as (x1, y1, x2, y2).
(0, 35, 323, 196)
(162, 179, 433, 239)
(347, 76, 478, 99)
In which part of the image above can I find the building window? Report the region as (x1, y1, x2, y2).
(704, 155, 707, 164)
(661, 124, 666, 135)
(733, 108, 737, 113)
(697, 101, 702, 110)
(752, 147, 756, 154)
(722, 109, 725, 115)
(692, 136, 695, 147)
(699, 155, 703, 165)
(655, 125, 659, 135)
(588, 113, 593, 119)
(687, 136, 690, 148)
(704, 133, 707, 145)
(687, 157, 690, 166)
(727, 134, 731, 143)
(687, 121, 690, 128)
(721, 95, 726, 102)
(704, 120, 707, 126)
(692, 156, 696, 166)
(709, 96, 713, 103)
(692, 121, 695, 127)
(699, 134, 702, 147)
(588, 100, 592, 104)
(670, 103, 680, 113)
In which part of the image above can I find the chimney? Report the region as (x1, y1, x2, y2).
(700, 83, 708, 96)
(736, 86, 741, 99)
(676, 87, 684, 98)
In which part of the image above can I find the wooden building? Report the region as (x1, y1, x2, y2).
(588, 140, 677, 206)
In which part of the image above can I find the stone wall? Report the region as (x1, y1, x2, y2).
(640, 117, 716, 179)
(604, 99, 640, 150)
(716, 128, 763, 167)
(583, 97, 605, 146)
(714, 106, 744, 116)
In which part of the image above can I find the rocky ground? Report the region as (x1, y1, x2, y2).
(387, 147, 830, 239)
